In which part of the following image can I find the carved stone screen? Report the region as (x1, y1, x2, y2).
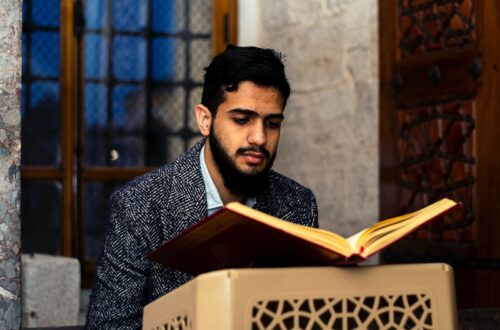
(250, 294, 434, 330)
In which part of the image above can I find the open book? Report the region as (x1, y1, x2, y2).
(146, 198, 458, 275)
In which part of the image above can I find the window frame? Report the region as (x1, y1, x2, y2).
(21, 0, 238, 287)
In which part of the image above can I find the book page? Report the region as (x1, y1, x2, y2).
(345, 212, 417, 252)
(226, 203, 354, 255)
(356, 198, 458, 257)
(346, 231, 365, 253)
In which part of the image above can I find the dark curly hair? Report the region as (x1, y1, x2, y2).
(201, 45, 291, 115)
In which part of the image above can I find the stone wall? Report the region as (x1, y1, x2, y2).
(240, 0, 379, 238)
(0, 0, 22, 328)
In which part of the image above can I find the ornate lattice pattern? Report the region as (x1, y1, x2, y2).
(251, 294, 433, 329)
(151, 314, 191, 330)
(397, 101, 476, 241)
(399, 0, 476, 57)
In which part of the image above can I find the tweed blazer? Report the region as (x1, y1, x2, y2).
(86, 139, 318, 329)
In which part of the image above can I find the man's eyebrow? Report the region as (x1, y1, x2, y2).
(228, 108, 284, 120)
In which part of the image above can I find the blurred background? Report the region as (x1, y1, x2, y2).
(21, 0, 220, 285)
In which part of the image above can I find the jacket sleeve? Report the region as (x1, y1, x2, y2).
(307, 188, 320, 228)
(86, 190, 149, 329)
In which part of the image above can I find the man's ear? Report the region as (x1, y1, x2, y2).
(194, 104, 212, 137)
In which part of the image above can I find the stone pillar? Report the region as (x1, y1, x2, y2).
(245, 0, 379, 239)
(0, 0, 22, 328)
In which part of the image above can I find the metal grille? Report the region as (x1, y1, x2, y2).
(21, 0, 61, 166)
(83, 0, 211, 167)
(397, 101, 476, 241)
(398, 0, 477, 57)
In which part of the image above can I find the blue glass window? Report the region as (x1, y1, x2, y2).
(112, 36, 147, 81)
(112, 0, 147, 32)
(30, 82, 59, 110)
(85, 83, 108, 128)
(85, 33, 109, 80)
(112, 85, 145, 130)
(21, 33, 27, 79)
(21, 0, 61, 169)
(152, 38, 178, 82)
(31, 32, 60, 78)
(85, 0, 108, 30)
(32, 0, 60, 27)
(152, 0, 179, 33)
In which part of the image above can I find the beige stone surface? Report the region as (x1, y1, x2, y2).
(21, 254, 81, 328)
(249, 0, 379, 240)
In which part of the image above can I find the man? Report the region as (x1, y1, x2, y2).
(86, 45, 319, 328)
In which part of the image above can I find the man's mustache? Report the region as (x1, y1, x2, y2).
(236, 146, 271, 159)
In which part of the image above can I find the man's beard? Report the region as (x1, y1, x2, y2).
(208, 126, 276, 197)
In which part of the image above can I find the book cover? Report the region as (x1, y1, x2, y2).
(145, 198, 458, 275)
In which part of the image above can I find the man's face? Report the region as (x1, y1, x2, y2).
(200, 81, 285, 195)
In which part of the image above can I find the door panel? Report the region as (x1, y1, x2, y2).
(379, 0, 500, 308)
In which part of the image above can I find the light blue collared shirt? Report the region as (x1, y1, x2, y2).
(200, 145, 256, 215)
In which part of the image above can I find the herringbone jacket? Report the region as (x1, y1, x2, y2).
(86, 139, 319, 329)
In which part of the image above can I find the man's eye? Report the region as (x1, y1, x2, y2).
(266, 120, 281, 128)
(234, 118, 249, 125)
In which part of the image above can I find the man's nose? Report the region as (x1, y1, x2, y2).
(248, 121, 266, 146)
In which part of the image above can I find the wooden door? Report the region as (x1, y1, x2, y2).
(379, 0, 500, 308)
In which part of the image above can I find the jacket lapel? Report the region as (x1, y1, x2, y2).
(164, 140, 208, 237)
(253, 171, 302, 224)
(254, 173, 286, 218)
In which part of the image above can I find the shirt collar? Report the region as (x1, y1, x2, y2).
(200, 145, 256, 215)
